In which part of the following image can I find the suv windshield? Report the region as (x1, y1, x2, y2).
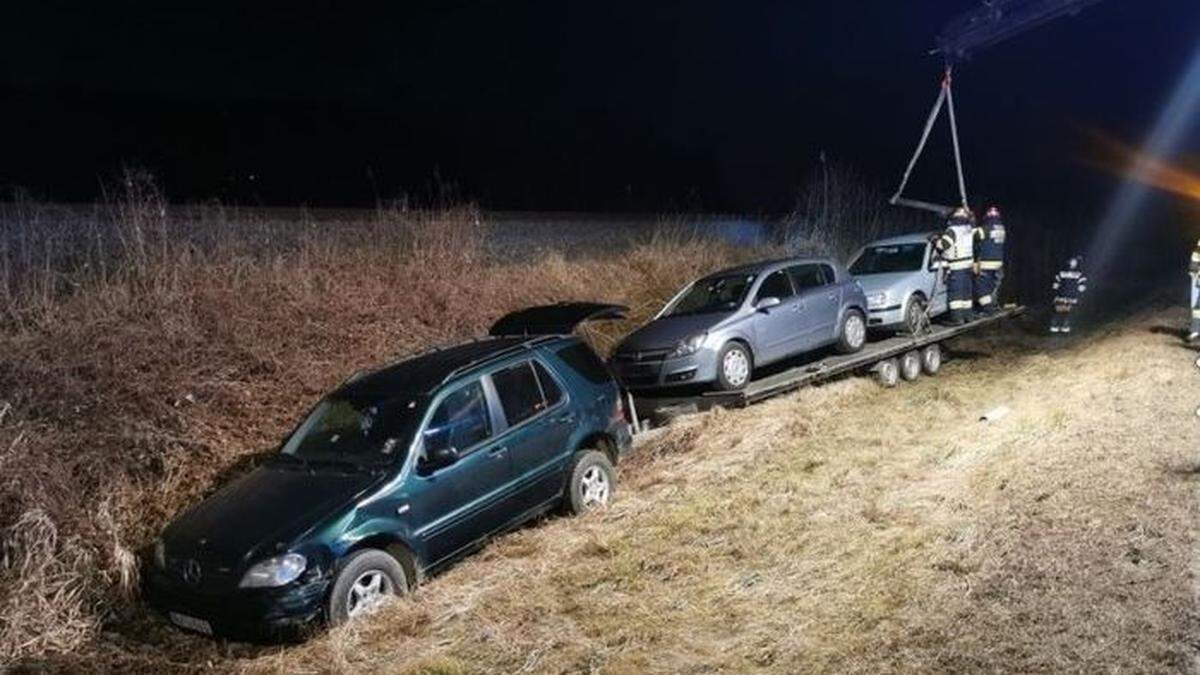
(850, 243, 927, 275)
(280, 394, 424, 467)
(665, 274, 755, 317)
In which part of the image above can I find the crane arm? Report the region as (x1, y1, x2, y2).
(935, 0, 1106, 64)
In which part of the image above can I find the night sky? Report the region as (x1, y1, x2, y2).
(3, 1, 1199, 212)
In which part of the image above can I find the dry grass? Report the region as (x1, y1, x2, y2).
(2, 179, 1197, 672)
(0, 181, 772, 670)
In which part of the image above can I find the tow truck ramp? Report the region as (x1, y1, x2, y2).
(630, 305, 1024, 426)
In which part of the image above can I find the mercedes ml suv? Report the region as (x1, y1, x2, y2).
(145, 303, 631, 639)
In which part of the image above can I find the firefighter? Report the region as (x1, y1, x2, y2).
(933, 207, 976, 325)
(1189, 238, 1200, 342)
(973, 205, 1006, 315)
(1050, 255, 1087, 334)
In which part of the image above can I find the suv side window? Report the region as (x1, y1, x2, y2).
(532, 361, 563, 407)
(492, 360, 556, 427)
(788, 264, 827, 290)
(755, 270, 795, 303)
(820, 264, 836, 284)
(423, 380, 491, 457)
(554, 343, 611, 384)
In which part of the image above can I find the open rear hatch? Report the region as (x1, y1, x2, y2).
(489, 302, 628, 336)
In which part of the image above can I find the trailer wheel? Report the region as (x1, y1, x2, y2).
(875, 358, 900, 388)
(900, 350, 922, 381)
(921, 344, 942, 375)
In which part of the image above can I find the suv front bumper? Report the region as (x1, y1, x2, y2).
(144, 566, 330, 641)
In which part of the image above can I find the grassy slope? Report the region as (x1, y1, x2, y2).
(58, 308, 1196, 674)
(3, 200, 1197, 672)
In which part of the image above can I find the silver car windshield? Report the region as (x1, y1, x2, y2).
(665, 274, 755, 317)
(850, 244, 926, 274)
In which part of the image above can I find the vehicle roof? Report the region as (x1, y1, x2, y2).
(334, 335, 566, 399)
(862, 231, 938, 247)
(708, 256, 835, 278)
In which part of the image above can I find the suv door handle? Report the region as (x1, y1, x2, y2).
(488, 445, 508, 458)
(554, 412, 577, 424)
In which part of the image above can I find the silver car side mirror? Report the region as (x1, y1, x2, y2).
(755, 296, 781, 311)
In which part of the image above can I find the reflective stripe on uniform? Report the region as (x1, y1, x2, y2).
(1055, 296, 1078, 304)
(979, 260, 1003, 270)
(1059, 270, 1082, 279)
(977, 295, 993, 305)
(949, 299, 972, 310)
(948, 258, 973, 271)
(1193, 308, 1200, 319)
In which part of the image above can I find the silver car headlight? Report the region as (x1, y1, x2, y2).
(865, 292, 889, 308)
(668, 332, 707, 358)
(153, 539, 166, 569)
(238, 553, 307, 588)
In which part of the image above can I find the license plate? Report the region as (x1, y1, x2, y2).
(169, 611, 213, 635)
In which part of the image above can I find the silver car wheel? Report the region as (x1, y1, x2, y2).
(580, 466, 611, 508)
(844, 313, 866, 349)
(722, 348, 750, 387)
(346, 570, 394, 619)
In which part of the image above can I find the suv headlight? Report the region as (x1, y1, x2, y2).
(153, 539, 166, 569)
(668, 333, 706, 358)
(238, 553, 307, 588)
(865, 292, 888, 308)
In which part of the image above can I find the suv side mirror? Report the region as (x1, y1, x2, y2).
(755, 296, 781, 311)
(422, 445, 459, 470)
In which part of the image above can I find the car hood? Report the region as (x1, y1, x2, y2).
(617, 312, 732, 352)
(162, 463, 383, 566)
(854, 272, 918, 296)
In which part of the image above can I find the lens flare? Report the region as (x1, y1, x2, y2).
(1082, 129, 1200, 202)
(1085, 42, 1200, 279)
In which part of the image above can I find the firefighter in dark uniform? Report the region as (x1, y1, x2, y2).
(973, 205, 1006, 315)
(1189, 238, 1200, 342)
(1050, 255, 1086, 334)
(933, 207, 976, 325)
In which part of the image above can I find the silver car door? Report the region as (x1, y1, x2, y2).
(788, 264, 838, 347)
(749, 269, 799, 363)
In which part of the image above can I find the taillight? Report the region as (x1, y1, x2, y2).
(613, 395, 630, 425)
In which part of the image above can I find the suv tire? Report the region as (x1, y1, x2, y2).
(327, 549, 410, 626)
(565, 449, 616, 514)
(836, 310, 867, 354)
(715, 342, 753, 391)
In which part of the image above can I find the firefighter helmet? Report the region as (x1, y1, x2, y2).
(948, 206, 973, 225)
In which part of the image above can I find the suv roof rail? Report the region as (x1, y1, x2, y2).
(439, 334, 559, 385)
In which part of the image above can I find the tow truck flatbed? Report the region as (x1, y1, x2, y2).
(630, 305, 1024, 424)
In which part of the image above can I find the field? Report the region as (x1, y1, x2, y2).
(1, 187, 1198, 672)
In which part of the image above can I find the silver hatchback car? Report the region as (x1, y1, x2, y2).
(849, 232, 949, 333)
(611, 258, 868, 391)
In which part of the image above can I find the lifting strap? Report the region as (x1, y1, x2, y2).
(890, 66, 970, 216)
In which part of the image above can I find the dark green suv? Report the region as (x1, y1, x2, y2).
(145, 304, 631, 639)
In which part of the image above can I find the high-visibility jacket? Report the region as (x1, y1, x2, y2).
(1053, 268, 1087, 304)
(974, 219, 1006, 270)
(934, 224, 975, 271)
(1190, 244, 1200, 274)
